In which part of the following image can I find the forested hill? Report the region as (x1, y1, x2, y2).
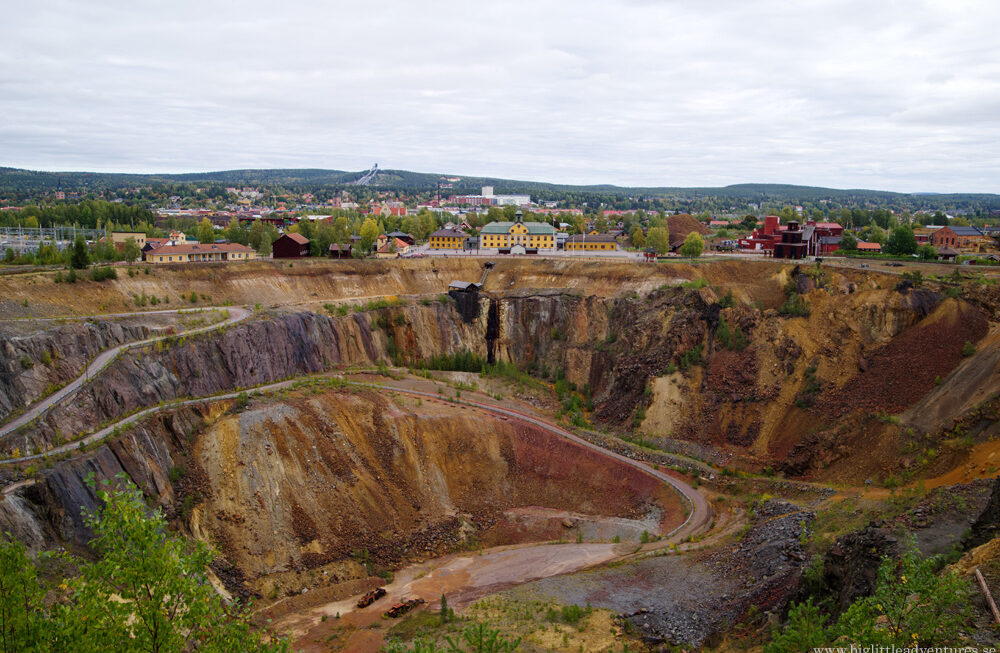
(1, 166, 998, 210)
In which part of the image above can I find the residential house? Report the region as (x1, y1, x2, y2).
(110, 232, 147, 249)
(564, 234, 618, 251)
(375, 238, 410, 258)
(146, 243, 256, 264)
(386, 230, 415, 246)
(428, 228, 467, 249)
(272, 232, 310, 258)
(328, 243, 352, 259)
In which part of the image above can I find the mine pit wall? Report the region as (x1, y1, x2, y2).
(5, 304, 486, 455)
(7, 292, 610, 456)
(0, 321, 154, 421)
(2, 390, 681, 599)
(0, 404, 210, 553)
(193, 391, 681, 583)
(6, 278, 985, 479)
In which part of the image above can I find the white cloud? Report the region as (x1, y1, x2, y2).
(0, 0, 998, 192)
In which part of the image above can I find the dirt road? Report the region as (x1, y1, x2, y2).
(0, 306, 252, 440)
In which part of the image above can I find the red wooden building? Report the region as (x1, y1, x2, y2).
(272, 232, 310, 258)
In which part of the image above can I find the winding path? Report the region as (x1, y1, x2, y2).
(0, 306, 252, 439)
(0, 372, 710, 542)
(361, 382, 711, 540)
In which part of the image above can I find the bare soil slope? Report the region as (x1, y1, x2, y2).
(192, 389, 684, 591)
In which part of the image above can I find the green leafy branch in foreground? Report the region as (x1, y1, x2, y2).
(0, 473, 288, 653)
(766, 538, 970, 652)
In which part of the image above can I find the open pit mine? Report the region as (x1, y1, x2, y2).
(2, 257, 1000, 651)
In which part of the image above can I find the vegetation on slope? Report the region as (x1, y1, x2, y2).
(0, 474, 287, 653)
(767, 539, 970, 651)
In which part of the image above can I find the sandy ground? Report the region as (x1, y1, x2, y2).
(279, 540, 638, 652)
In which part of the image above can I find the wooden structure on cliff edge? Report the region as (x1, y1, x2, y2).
(448, 281, 481, 293)
(448, 281, 482, 323)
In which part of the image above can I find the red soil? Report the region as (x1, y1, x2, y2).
(823, 300, 989, 416)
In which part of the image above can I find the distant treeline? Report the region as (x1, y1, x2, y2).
(1, 200, 154, 229)
(2, 167, 999, 216)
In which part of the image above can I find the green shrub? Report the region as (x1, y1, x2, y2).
(779, 292, 810, 317)
(680, 277, 708, 289)
(678, 344, 703, 371)
(962, 341, 976, 357)
(20, 355, 33, 370)
(231, 391, 250, 412)
(88, 266, 117, 282)
(715, 315, 748, 351)
(559, 603, 591, 625)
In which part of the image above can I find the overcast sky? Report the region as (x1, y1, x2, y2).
(2, 1, 998, 192)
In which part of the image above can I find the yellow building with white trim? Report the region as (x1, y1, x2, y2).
(479, 213, 556, 250)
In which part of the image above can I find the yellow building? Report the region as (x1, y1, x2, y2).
(146, 242, 256, 264)
(564, 234, 618, 251)
(375, 237, 411, 258)
(110, 232, 147, 248)
(428, 228, 466, 249)
(479, 213, 556, 250)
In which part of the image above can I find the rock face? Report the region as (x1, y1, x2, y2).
(8, 305, 483, 454)
(620, 499, 815, 647)
(8, 278, 985, 488)
(0, 320, 152, 421)
(192, 391, 681, 581)
(821, 526, 899, 614)
(3, 389, 682, 597)
(12, 407, 206, 550)
(966, 476, 1000, 549)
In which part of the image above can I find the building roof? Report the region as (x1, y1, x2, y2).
(148, 243, 254, 255)
(376, 238, 409, 254)
(279, 232, 310, 245)
(819, 236, 842, 245)
(448, 281, 480, 290)
(857, 241, 882, 250)
(328, 243, 351, 251)
(429, 228, 467, 239)
(386, 230, 412, 239)
(946, 226, 985, 237)
(936, 246, 960, 256)
(480, 221, 556, 235)
(566, 234, 617, 243)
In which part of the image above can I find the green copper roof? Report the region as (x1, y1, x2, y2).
(480, 221, 556, 235)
